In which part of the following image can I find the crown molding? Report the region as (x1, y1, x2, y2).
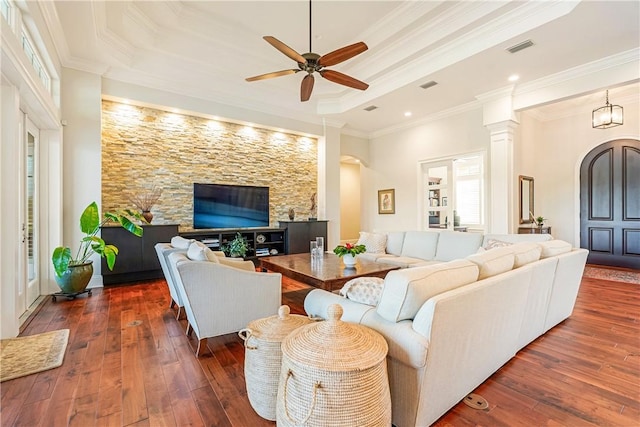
(320, 0, 580, 114)
(514, 48, 640, 96)
(369, 100, 481, 140)
(92, 1, 135, 66)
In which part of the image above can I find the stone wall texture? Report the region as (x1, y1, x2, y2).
(101, 100, 317, 229)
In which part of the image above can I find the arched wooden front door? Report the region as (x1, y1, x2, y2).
(580, 139, 640, 269)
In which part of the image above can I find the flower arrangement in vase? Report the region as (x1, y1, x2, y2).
(128, 185, 162, 223)
(333, 242, 366, 267)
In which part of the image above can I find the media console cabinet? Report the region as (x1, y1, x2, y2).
(101, 221, 329, 284)
(101, 224, 180, 285)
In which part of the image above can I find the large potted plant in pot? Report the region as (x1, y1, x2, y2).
(52, 201, 144, 294)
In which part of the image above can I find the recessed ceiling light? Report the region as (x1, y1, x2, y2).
(404, 112, 412, 117)
(508, 74, 519, 82)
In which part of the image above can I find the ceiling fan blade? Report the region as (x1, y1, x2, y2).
(318, 42, 368, 67)
(263, 36, 306, 64)
(301, 74, 314, 102)
(319, 70, 369, 91)
(246, 69, 299, 82)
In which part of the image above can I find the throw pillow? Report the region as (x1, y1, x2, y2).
(376, 259, 479, 322)
(339, 277, 385, 306)
(171, 235, 194, 249)
(466, 246, 515, 280)
(538, 240, 572, 258)
(186, 241, 220, 263)
(356, 231, 387, 254)
(484, 239, 512, 250)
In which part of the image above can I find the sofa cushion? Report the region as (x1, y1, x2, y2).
(376, 259, 479, 322)
(400, 231, 440, 260)
(466, 247, 515, 280)
(510, 242, 542, 268)
(484, 238, 513, 250)
(538, 240, 572, 258)
(357, 231, 388, 254)
(482, 233, 552, 247)
(376, 256, 430, 269)
(435, 231, 484, 261)
(217, 257, 256, 271)
(385, 232, 406, 256)
(186, 241, 220, 263)
(339, 277, 385, 306)
(171, 235, 194, 249)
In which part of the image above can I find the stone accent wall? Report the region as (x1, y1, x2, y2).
(101, 100, 317, 229)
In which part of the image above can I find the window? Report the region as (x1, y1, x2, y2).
(21, 29, 51, 91)
(1, 0, 11, 23)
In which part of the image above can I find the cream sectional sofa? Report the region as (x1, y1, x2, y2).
(304, 230, 588, 427)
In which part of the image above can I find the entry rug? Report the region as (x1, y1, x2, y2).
(0, 329, 69, 382)
(583, 266, 640, 285)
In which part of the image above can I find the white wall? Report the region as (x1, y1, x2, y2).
(363, 108, 488, 232)
(359, 94, 639, 248)
(521, 100, 640, 246)
(339, 162, 361, 241)
(60, 68, 103, 286)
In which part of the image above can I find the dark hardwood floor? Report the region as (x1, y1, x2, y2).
(1, 270, 638, 426)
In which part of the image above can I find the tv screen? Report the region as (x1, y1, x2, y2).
(193, 183, 269, 229)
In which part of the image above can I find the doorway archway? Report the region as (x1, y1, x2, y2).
(579, 139, 640, 269)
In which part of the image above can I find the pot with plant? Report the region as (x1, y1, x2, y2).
(333, 242, 366, 267)
(52, 201, 144, 296)
(223, 232, 251, 258)
(535, 216, 546, 228)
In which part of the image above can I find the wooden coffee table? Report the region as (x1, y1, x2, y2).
(260, 253, 399, 292)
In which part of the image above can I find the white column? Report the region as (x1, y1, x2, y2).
(319, 121, 342, 251)
(486, 121, 518, 234)
(1, 84, 21, 338)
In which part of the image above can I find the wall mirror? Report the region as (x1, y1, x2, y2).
(519, 175, 534, 224)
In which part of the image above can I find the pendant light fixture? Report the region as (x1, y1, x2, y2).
(592, 90, 623, 129)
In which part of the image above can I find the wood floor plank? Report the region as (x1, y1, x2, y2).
(1, 270, 637, 426)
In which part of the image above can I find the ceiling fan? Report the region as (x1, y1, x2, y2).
(245, 0, 369, 102)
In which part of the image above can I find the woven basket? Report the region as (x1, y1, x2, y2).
(276, 304, 391, 427)
(239, 305, 313, 421)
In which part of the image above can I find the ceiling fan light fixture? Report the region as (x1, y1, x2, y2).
(592, 90, 623, 129)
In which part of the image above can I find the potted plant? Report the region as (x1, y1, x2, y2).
(223, 232, 250, 258)
(535, 216, 546, 227)
(52, 202, 144, 294)
(333, 242, 366, 267)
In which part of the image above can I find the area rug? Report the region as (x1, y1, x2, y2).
(583, 265, 640, 285)
(0, 329, 69, 382)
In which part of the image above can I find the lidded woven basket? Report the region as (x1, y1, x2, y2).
(276, 304, 391, 427)
(239, 305, 313, 421)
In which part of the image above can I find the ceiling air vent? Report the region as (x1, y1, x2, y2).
(506, 39, 534, 54)
(364, 105, 378, 112)
(420, 81, 438, 89)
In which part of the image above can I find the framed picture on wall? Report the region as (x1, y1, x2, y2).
(378, 189, 395, 214)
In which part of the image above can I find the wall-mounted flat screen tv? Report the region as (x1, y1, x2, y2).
(193, 183, 269, 229)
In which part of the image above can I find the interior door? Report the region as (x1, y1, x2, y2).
(421, 160, 455, 230)
(580, 139, 640, 269)
(23, 118, 40, 308)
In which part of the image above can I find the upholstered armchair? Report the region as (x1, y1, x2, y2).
(155, 242, 188, 319)
(155, 237, 243, 320)
(167, 250, 282, 355)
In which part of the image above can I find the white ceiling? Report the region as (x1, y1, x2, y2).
(46, 0, 640, 135)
